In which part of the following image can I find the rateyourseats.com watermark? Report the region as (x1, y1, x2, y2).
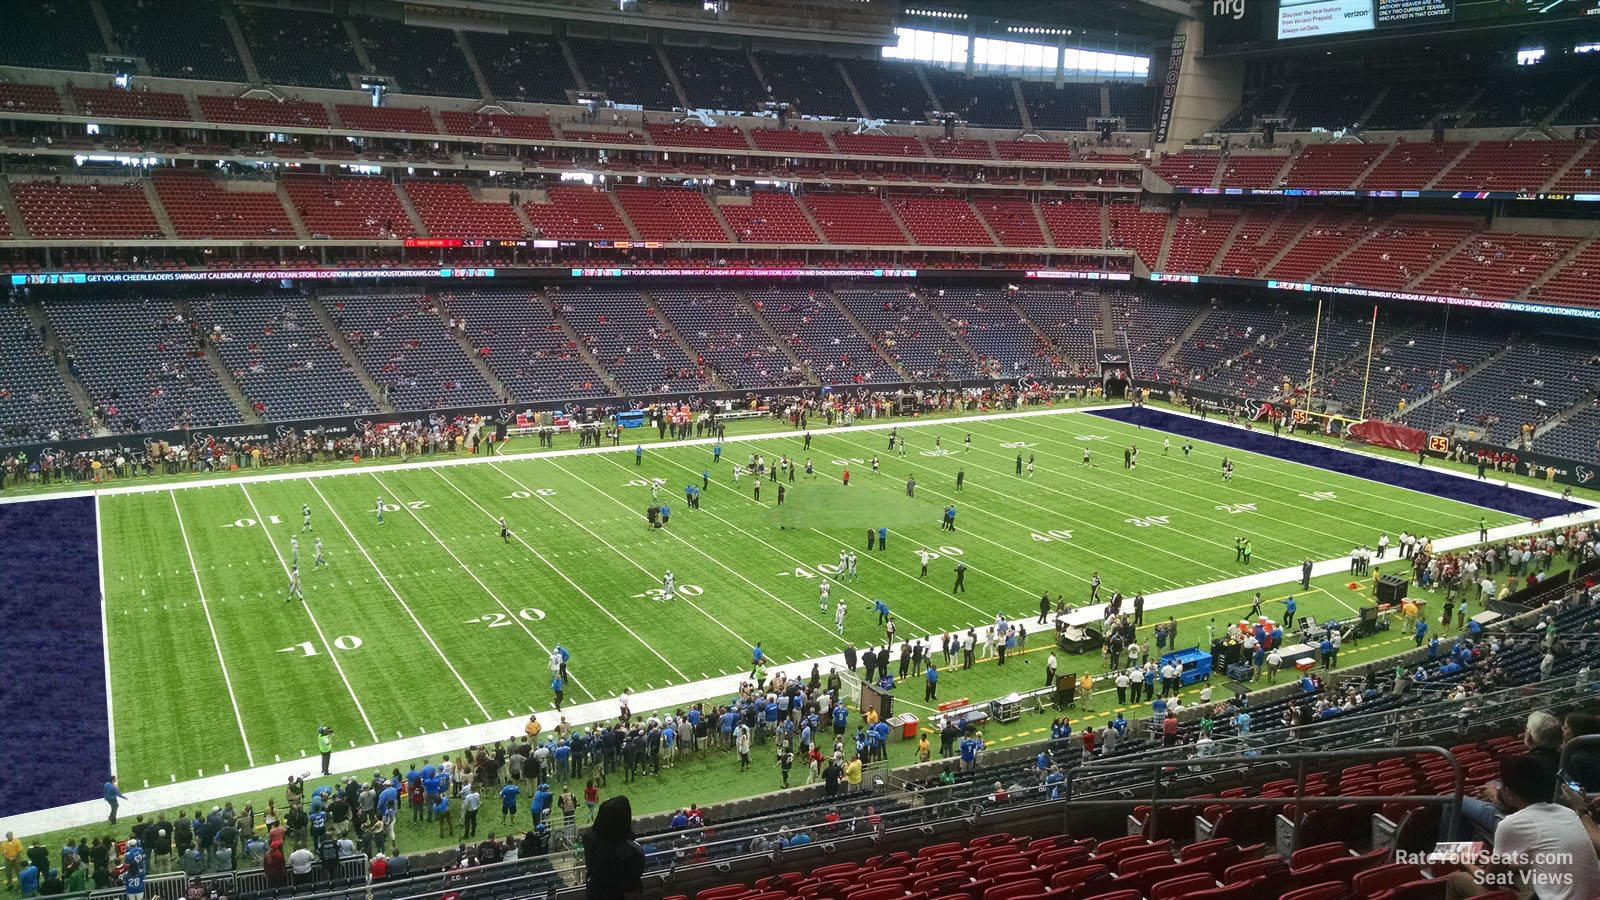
(1398, 847, 1586, 888)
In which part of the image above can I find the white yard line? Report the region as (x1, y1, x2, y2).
(306, 479, 492, 721)
(168, 492, 255, 767)
(429, 468, 691, 683)
(368, 472, 598, 703)
(239, 485, 380, 744)
(95, 494, 118, 777)
(7, 506, 1596, 839)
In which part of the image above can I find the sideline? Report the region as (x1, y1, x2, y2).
(0, 404, 1123, 507)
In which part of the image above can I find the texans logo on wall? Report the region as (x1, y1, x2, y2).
(1243, 399, 1263, 419)
(495, 408, 514, 424)
(1578, 466, 1596, 484)
(352, 419, 373, 434)
(688, 396, 704, 410)
(628, 400, 644, 411)
(563, 403, 580, 416)
(275, 424, 297, 439)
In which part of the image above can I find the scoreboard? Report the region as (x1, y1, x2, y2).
(1209, 0, 1600, 51)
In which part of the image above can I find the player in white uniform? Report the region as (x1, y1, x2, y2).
(1163, 438, 1170, 455)
(805, 458, 814, 478)
(375, 497, 385, 524)
(834, 599, 847, 635)
(291, 536, 299, 566)
(871, 456, 880, 474)
(1026, 456, 1036, 477)
(500, 517, 511, 542)
(733, 464, 742, 483)
(287, 566, 304, 602)
(838, 549, 848, 573)
(302, 504, 312, 531)
(1083, 447, 1091, 465)
(847, 552, 858, 582)
(651, 480, 660, 500)
(313, 537, 326, 569)
(819, 579, 831, 612)
(661, 570, 675, 602)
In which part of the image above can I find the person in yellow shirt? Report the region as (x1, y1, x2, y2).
(845, 756, 863, 792)
(916, 734, 931, 764)
(865, 707, 879, 727)
(524, 715, 542, 740)
(2, 831, 22, 889)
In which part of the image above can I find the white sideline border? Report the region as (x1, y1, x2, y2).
(6, 403, 1598, 838)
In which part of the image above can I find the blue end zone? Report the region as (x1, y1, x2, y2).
(0, 496, 110, 818)
(1089, 406, 1589, 521)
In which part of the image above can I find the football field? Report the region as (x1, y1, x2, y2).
(98, 407, 1530, 788)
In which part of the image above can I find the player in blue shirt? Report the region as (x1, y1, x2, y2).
(499, 782, 521, 825)
(959, 734, 984, 771)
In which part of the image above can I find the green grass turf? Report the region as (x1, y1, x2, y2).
(96, 406, 1537, 791)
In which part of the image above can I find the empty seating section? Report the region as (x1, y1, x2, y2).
(615, 187, 728, 242)
(923, 288, 1047, 376)
(1282, 82, 1382, 131)
(1536, 240, 1600, 307)
(153, 174, 294, 239)
(284, 176, 415, 240)
(890, 196, 991, 246)
(552, 288, 706, 394)
(198, 95, 331, 129)
(1404, 338, 1596, 437)
(1368, 78, 1478, 130)
(1218, 85, 1286, 132)
(1164, 212, 1238, 274)
(0, 83, 62, 114)
(832, 133, 925, 157)
(402, 182, 525, 239)
(1415, 233, 1578, 300)
(45, 297, 240, 432)
(1550, 143, 1600, 193)
(334, 104, 436, 135)
(974, 198, 1046, 247)
(645, 124, 749, 151)
(522, 186, 629, 241)
(665, 46, 762, 112)
(0, 0, 103, 70)
(1434, 141, 1582, 192)
(1542, 404, 1600, 463)
(1556, 78, 1600, 126)
(652, 289, 803, 387)
(1266, 214, 1378, 282)
(1470, 68, 1575, 126)
(567, 38, 678, 110)
(465, 32, 576, 106)
(1322, 323, 1502, 417)
(0, 305, 82, 445)
(1360, 141, 1464, 190)
(1107, 291, 1201, 379)
(995, 140, 1072, 162)
(557, 128, 647, 145)
(842, 58, 931, 121)
(1151, 152, 1219, 189)
(195, 296, 373, 419)
(803, 194, 907, 244)
(923, 68, 1022, 129)
(439, 111, 553, 141)
(1009, 289, 1101, 370)
(925, 139, 994, 160)
(106, 0, 244, 82)
(750, 129, 832, 155)
(1321, 217, 1479, 291)
(439, 291, 609, 400)
(1107, 84, 1155, 131)
(749, 288, 882, 381)
(1216, 211, 1295, 278)
(755, 52, 860, 119)
(1166, 303, 1299, 382)
(326, 293, 497, 410)
(71, 87, 190, 121)
(717, 193, 820, 243)
(1205, 313, 1387, 398)
(236, 5, 360, 90)
(1282, 143, 1384, 190)
(353, 17, 476, 98)
(1040, 199, 1104, 248)
(1216, 155, 1288, 189)
(11, 181, 162, 239)
(1107, 203, 1168, 268)
(1021, 82, 1099, 131)
(834, 289, 979, 380)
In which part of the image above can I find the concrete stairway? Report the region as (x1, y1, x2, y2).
(308, 296, 394, 412)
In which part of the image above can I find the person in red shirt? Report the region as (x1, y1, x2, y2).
(842, 468, 850, 486)
(369, 854, 388, 880)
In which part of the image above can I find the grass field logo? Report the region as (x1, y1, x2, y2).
(1214, 503, 1257, 514)
(1298, 490, 1338, 501)
(1126, 515, 1171, 527)
(999, 440, 1036, 448)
